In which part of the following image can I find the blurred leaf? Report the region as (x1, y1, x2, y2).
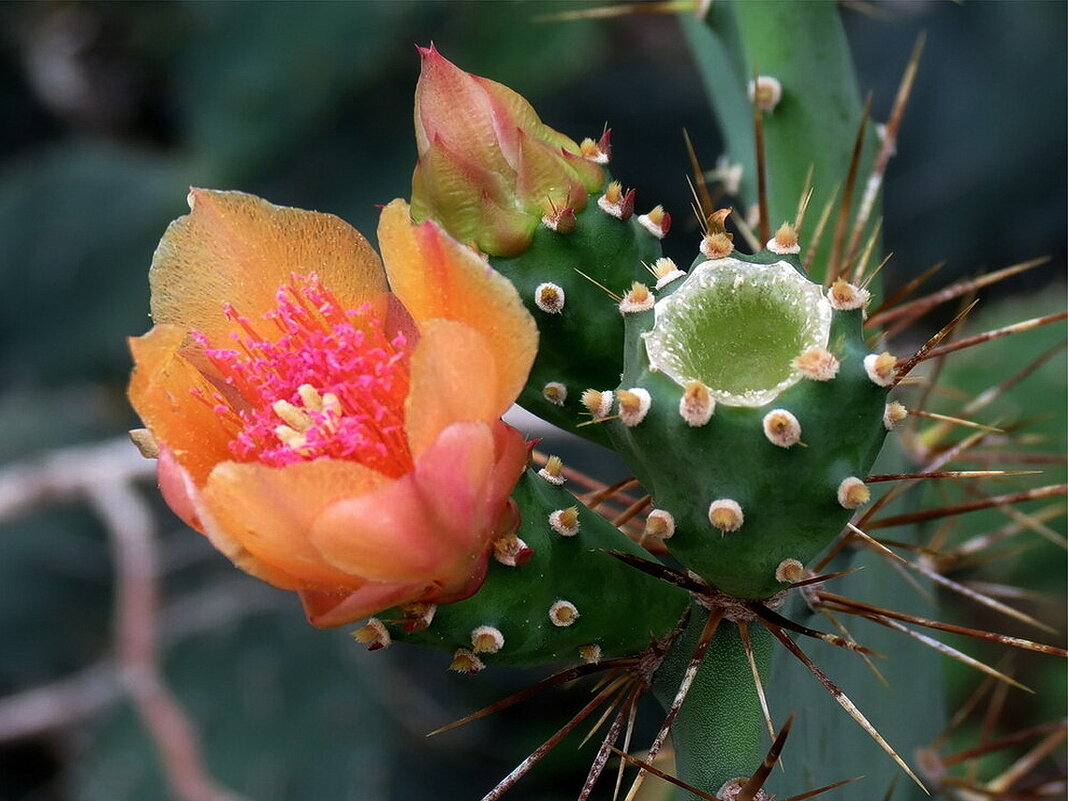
(175, 2, 416, 182)
(0, 143, 187, 385)
(73, 613, 396, 801)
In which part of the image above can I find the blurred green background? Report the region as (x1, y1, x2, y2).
(0, 2, 1063, 800)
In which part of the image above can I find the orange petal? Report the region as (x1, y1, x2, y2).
(150, 189, 388, 344)
(158, 449, 305, 590)
(128, 324, 233, 484)
(404, 319, 497, 457)
(310, 421, 501, 586)
(201, 458, 390, 589)
(378, 199, 537, 412)
(299, 583, 431, 629)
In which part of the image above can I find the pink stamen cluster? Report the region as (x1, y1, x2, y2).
(196, 274, 413, 477)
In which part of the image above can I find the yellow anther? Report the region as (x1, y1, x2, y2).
(273, 398, 312, 431)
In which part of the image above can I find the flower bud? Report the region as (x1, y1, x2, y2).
(410, 45, 605, 257)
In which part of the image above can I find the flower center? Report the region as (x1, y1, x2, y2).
(196, 274, 413, 477)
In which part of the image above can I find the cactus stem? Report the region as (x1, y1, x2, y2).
(760, 618, 928, 792)
(541, 381, 567, 406)
(724, 716, 794, 801)
(679, 380, 716, 426)
(837, 477, 871, 509)
(533, 282, 566, 314)
(618, 281, 654, 314)
(863, 352, 897, 386)
(549, 600, 580, 627)
(448, 648, 486, 674)
(637, 205, 671, 239)
(352, 618, 391, 650)
(827, 277, 870, 311)
(470, 625, 505, 654)
(708, 499, 745, 533)
(537, 455, 567, 485)
(793, 346, 839, 381)
(572, 267, 623, 302)
(617, 388, 652, 427)
(548, 506, 581, 537)
(762, 409, 802, 448)
(623, 610, 723, 801)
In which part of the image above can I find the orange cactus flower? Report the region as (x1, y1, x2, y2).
(128, 189, 537, 627)
(410, 44, 606, 257)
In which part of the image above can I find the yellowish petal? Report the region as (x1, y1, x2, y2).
(201, 459, 389, 589)
(310, 421, 499, 585)
(127, 324, 232, 484)
(378, 199, 537, 412)
(404, 319, 498, 457)
(150, 188, 388, 343)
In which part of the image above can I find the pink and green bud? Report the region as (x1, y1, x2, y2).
(410, 44, 606, 257)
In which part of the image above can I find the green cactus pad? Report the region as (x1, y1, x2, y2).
(604, 250, 889, 599)
(383, 468, 690, 667)
(490, 189, 664, 445)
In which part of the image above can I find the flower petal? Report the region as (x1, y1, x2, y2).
(201, 458, 390, 589)
(150, 189, 388, 344)
(128, 324, 233, 483)
(378, 199, 537, 414)
(299, 584, 429, 629)
(403, 319, 497, 457)
(310, 421, 504, 586)
(160, 448, 307, 590)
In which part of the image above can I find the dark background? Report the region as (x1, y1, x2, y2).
(0, 2, 1063, 800)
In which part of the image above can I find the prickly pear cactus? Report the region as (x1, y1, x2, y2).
(385, 467, 689, 668)
(601, 237, 889, 599)
(491, 185, 668, 445)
